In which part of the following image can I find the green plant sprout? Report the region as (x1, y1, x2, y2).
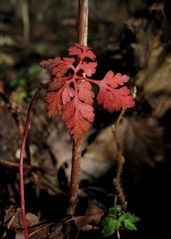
(102, 196, 140, 238)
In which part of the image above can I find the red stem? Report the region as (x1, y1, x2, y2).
(19, 85, 41, 239)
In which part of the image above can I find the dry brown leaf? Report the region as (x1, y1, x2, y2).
(48, 225, 65, 239)
(15, 231, 24, 239)
(29, 223, 49, 239)
(126, 4, 171, 118)
(4, 208, 39, 229)
(5, 208, 23, 229)
(121, 117, 164, 162)
(80, 127, 115, 182)
(83, 116, 163, 173)
(128, 8, 171, 118)
(74, 201, 104, 231)
(136, 54, 171, 117)
(4, 207, 49, 238)
(4, 206, 16, 224)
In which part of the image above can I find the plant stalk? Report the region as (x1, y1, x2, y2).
(67, 0, 89, 216)
(78, 0, 88, 46)
(68, 139, 82, 215)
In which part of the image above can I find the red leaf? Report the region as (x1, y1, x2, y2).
(46, 88, 63, 117)
(80, 62, 97, 77)
(40, 57, 61, 72)
(51, 58, 75, 77)
(40, 44, 135, 140)
(104, 71, 130, 88)
(79, 102, 94, 122)
(61, 100, 75, 122)
(48, 77, 66, 90)
(69, 43, 96, 60)
(61, 81, 95, 140)
(96, 71, 135, 112)
(40, 57, 75, 78)
(62, 86, 75, 104)
(78, 81, 95, 105)
(62, 97, 94, 140)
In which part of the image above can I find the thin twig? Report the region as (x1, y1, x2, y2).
(19, 85, 41, 239)
(0, 84, 39, 189)
(115, 109, 126, 129)
(112, 109, 127, 209)
(0, 159, 56, 176)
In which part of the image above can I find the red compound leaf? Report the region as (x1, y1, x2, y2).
(40, 44, 97, 140)
(40, 44, 135, 140)
(96, 71, 135, 112)
(69, 43, 96, 60)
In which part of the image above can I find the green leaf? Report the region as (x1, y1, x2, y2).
(124, 212, 140, 223)
(102, 197, 141, 237)
(102, 216, 121, 236)
(119, 212, 140, 231)
(123, 219, 137, 231)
